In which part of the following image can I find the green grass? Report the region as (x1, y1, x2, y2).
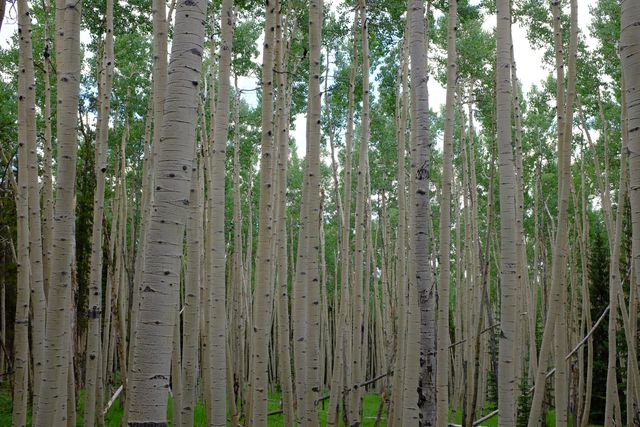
(0, 385, 609, 426)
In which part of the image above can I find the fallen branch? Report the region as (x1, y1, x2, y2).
(102, 384, 124, 416)
(473, 408, 499, 426)
(527, 305, 610, 394)
(269, 372, 394, 416)
(449, 323, 500, 349)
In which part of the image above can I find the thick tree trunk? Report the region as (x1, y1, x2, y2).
(125, 0, 207, 422)
(408, 0, 434, 424)
(621, 0, 640, 423)
(37, 0, 82, 421)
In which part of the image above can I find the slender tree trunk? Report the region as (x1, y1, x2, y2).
(181, 161, 202, 427)
(13, 1, 34, 423)
(391, 35, 409, 427)
(274, 9, 295, 424)
(301, 0, 322, 423)
(250, 0, 276, 422)
(84, 1, 114, 423)
(528, 1, 576, 424)
(436, 1, 456, 423)
(350, 3, 369, 423)
(495, 0, 517, 424)
(205, 0, 233, 423)
(25, 0, 47, 417)
(125, 0, 207, 421)
(326, 8, 359, 425)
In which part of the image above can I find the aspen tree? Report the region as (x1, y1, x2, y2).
(302, 0, 323, 421)
(127, 0, 169, 376)
(13, 1, 34, 423)
(604, 98, 629, 426)
(408, 0, 435, 422)
(206, 0, 233, 422)
(42, 0, 54, 299)
(231, 79, 245, 411)
(350, 2, 370, 422)
(621, 0, 640, 421)
(495, 0, 517, 424)
(250, 0, 276, 422)
(181, 160, 202, 427)
(85, 0, 114, 422)
(171, 308, 183, 427)
(436, 0, 456, 423)
(326, 8, 359, 425)
(528, 0, 576, 423)
(274, 8, 295, 425)
(37, 0, 82, 420)
(391, 36, 409, 427)
(125, 0, 208, 421)
(26, 2, 46, 417)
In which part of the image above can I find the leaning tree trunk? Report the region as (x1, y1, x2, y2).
(125, 0, 208, 422)
(36, 0, 82, 422)
(436, 0, 457, 423)
(495, 0, 517, 424)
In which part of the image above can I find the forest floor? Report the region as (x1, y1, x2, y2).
(0, 382, 606, 426)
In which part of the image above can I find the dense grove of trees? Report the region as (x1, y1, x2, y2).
(0, 0, 638, 425)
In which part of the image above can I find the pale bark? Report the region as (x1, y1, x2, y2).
(127, 0, 169, 383)
(250, 0, 276, 422)
(37, 0, 82, 421)
(25, 0, 47, 416)
(408, 0, 433, 423)
(205, 0, 233, 422)
(391, 36, 409, 427)
(350, 2, 370, 423)
(302, 0, 323, 422)
(42, 0, 54, 300)
(181, 161, 202, 427)
(436, 1, 456, 423)
(274, 8, 295, 425)
(326, 8, 359, 425)
(85, 0, 114, 423)
(496, 0, 517, 424)
(125, 0, 207, 421)
(13, 1, 33, 423)
(527, 1, 575, 424)
(621, 0, 640, 423)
